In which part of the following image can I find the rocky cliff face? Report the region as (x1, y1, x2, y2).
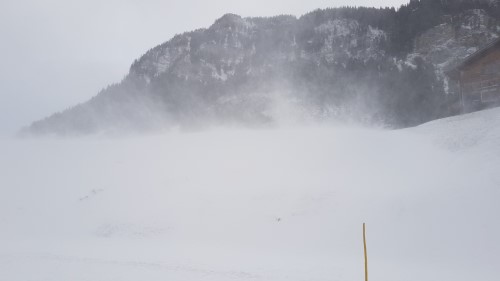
(129, 14, 388, 86)
(412, 9, 500, 93)
(26, 2, 500, 135)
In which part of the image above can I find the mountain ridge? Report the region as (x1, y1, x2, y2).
(25, 0, 500, 135)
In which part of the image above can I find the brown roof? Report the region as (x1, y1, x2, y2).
(446, 37, 500, 79)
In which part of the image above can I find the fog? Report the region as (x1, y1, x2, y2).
(0, 0, 409, 136)
(1, 107, 500, 280)
(20, 1, 454, 136)
(2, 1, 499, 280)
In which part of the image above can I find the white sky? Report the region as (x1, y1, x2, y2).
(0, 0, 409, 135)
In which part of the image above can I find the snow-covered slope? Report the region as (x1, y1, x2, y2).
(2, 108, 500, 281)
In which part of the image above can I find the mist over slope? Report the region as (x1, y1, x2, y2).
(2, 108, 500, 281)
(25, 0, 500, 135)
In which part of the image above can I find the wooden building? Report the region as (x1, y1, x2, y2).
(447, 38, 500, 113)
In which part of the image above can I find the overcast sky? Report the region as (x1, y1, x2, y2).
(0, 0, 409, 135)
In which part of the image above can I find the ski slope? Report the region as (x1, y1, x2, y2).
(1, 108, 500, 281)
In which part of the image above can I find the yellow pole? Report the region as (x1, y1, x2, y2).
(363, 223, 368, 281)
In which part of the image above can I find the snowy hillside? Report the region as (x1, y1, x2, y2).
(26, 1, 500, 135)
(2, 108, 500, 281)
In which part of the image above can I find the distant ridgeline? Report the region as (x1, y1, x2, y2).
(27, 0, 500, 135)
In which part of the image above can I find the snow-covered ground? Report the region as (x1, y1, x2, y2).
(1, 108, 500, 281)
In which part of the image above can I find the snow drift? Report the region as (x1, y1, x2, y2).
(1, 108, 500, 281)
